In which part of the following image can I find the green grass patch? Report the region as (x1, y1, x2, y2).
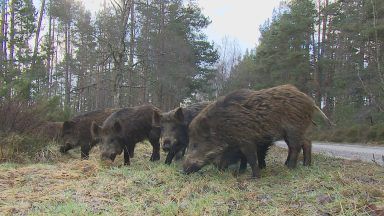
(0, 144, 383, 215)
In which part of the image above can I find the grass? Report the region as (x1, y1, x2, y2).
(310, 124, 384, 145)
(0, 143, 383, 215)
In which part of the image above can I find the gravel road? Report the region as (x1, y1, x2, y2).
(275, 141, 384, 166)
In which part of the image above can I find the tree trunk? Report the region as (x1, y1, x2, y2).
(370, 0, 384, 111)
(6, 0, 15, 99)
(31, 0, 46, 69)
(128, 0, 135, 106)
(0, 0, 7, 98)
(46, 14, 52, 97)
(0, 0, 6, 63)
(64, 22, 71, 107)
(111, 0, 132, 108)
(314, 0, 323, 106)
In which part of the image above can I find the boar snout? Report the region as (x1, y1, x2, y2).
(183, 158, 204, 174)
(162, 139, 172, 152)
(59, 143, 72, 153)
(101, 152, 117, 162)
(182, 163, 202, 174)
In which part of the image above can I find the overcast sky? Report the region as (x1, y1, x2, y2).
(50, 0, 282, 52)
(197, 0, 281, 52)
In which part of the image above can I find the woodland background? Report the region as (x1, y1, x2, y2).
(1, 0, 384, 144)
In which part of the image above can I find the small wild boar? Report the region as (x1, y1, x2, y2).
(91, 105, 161, 165)
(215, 143, 272, 172)
(60, 108, 118, 159)
(152, 102, 210, 164)
(183, 85, 331, 178)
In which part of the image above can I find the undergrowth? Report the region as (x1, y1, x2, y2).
(310, 123, 384, 145)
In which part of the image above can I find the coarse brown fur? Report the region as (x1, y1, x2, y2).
(60, 108, 118, 159)
(183, 84, 331, 178)
(92, 105, 161, 165)
(153, 102, 210, 164)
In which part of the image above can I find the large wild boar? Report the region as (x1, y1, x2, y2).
(152, 102, 210, 165)
(59, 108, 118, 159)
(91, 105, 161, 165)
(183, 84, 331, 178)
(153, 100, 272, 170)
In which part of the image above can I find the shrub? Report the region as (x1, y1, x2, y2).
(0, 133, 61, 163)
(0, 98, 65, 162)
(0, 97, 65, 134)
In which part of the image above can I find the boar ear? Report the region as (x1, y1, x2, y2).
(174, 107, 184, 122)
(113, 121, 122, 133)
(91, 121, 101, 138)
(152, 110, 162, 126)
(62, 121, 74, 132)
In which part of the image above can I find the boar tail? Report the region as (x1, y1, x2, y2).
(314, 105, 335, 127)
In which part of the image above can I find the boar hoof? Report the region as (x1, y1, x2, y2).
(59, 147, 68, 153)
(165, 159, 172, 165)
(258, 163, 266, 169)
(286, 161, 297, 169)
(249, 173, 261, 179)
(150, 153, 160, 161)
(249, 176, 260, 180)
(303, 160, 311, 166)
(239, 167, 247, 174)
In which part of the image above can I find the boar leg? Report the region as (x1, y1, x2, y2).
(80, 144, 91, 160)
(284, 137, 293, 166)
(165, 151, 176, 165)
(302, 138, 312, 166)
(285, 134, 303, 169)
(181, 147, 186, 157)
(81, 140, 98, 160)
(174, 150, 184, 161)
(239, 146, 260, 178)
(166, 145, 186, 164)
(128, 144, 135, 158)
(239, 155, 247, 173)
(123, 146, 130, 165)
(256, 144, 267, 169)
(148, 138, 160, 162)
(284, 146, 291, 166)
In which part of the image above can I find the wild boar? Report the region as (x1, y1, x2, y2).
(59, 108, 118, 159)
(91, 105, 161, 165)
(153, 100, 272, 170)
(215, 143, 272, 172)
(183, 85, 331, 178)
(152, 102, 210, 164)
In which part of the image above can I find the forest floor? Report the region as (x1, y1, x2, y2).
(1, 144, 384, 215)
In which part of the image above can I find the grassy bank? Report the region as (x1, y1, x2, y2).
(0, 144, 383, 215)
(310, 124, 384, 145)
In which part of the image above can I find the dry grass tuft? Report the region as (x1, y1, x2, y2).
(0, 143, 383, 215)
